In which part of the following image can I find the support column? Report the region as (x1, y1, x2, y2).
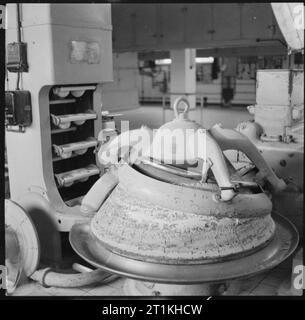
(170, 49, 196, 109)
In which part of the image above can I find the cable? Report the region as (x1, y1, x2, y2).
(15, 4, 22, 90)
(16, 4, 21, 43)
(5, 60, 10, 91)
(16, 71, 20, 91)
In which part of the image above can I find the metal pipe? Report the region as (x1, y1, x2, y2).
(30, 267, 117, 288)
(189, 129, 236, 201)
(140, 158, 201, 179)
(136, 161, 261, 190)
(72, 263, 93, 273)
(209, 124, 287, 192)
(81, 170, 118, 214)
(72, 263, 119, 285)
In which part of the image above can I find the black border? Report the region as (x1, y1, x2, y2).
(0, 2, 304, 313)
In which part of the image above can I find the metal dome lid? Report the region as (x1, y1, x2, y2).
(143, 96, 203, 165)
(159, 96, 202, 131)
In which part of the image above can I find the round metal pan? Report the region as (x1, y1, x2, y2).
(69, 213, 299, 284)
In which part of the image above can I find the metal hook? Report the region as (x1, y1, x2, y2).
(173, 96, 190, 119)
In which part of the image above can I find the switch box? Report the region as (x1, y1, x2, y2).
(6, 42, 29, 73)
(5, 91, 32, 128)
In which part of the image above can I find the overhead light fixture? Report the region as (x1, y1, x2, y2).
(155, 57, 214, 65)
(195, 57, 214, 64)
(155, 58, 172, 65)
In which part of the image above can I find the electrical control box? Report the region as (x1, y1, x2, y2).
(5, 90, 32, 128)
(6, 42, 29, 72)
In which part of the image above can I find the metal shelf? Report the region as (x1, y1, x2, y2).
(51, 126, 77, 134)
(52, 153, 80, 162)
(51, 111, 97, 129)
(53, 138, 98, 159)
(50, 98, 76, 105)
(55, 165, 100, 188)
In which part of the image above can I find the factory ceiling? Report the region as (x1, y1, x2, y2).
(112, 3, 285, 53)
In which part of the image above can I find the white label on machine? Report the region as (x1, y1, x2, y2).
(70, 41, 101, 64)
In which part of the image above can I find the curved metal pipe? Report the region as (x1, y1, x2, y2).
(140, 158, 202, 179)
(16, 192, 119, 288)
(209, 124, 287, 192)
(80, 170, 118, 214)
(31, 267, 117, 288)
(189, 129, 236, 201)
(72, 263, 94, 273)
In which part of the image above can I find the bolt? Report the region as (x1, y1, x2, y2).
(213, 193, 221, 202)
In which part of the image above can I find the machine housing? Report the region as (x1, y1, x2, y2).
(5, 4, 113, 237)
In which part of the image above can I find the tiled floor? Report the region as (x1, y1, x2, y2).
(9, 249, 302, 297)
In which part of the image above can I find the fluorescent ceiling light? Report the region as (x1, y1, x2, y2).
(155, 58, 172, 65)
(155, 57, 214, 65)
(195, 57, 214, 64)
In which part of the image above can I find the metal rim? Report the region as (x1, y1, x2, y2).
(69, 213, 299, 284)
(116, 164, 271, 219)
(5, 199, 40, 277)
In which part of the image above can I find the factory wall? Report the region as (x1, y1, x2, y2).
(138, 54, 292, 106)
(139, 76, 256, 105)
